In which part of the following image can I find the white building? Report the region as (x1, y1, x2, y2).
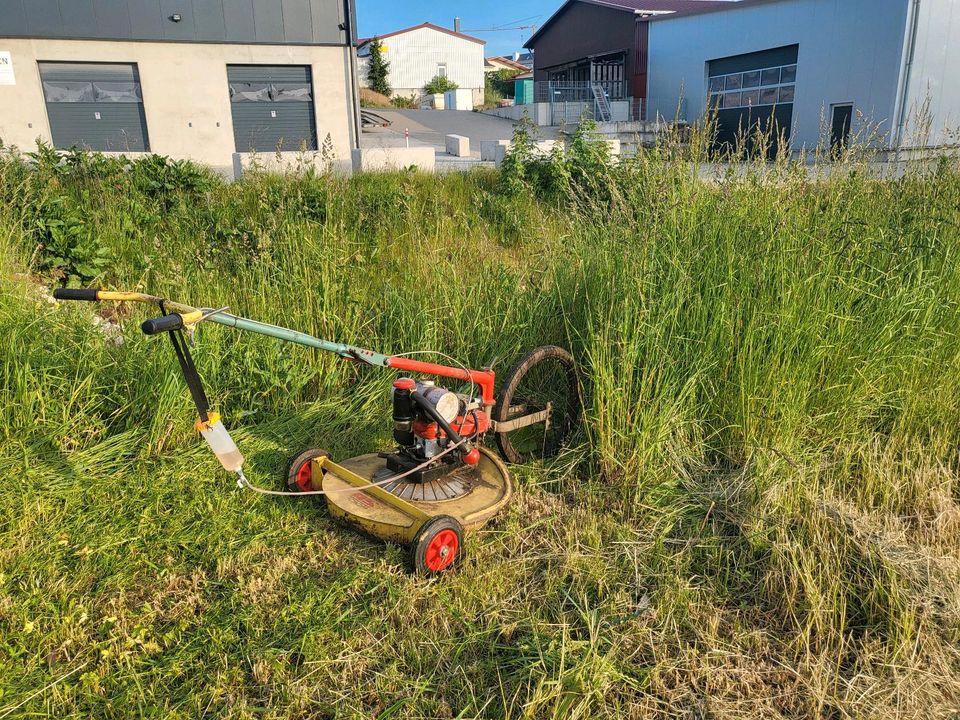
(357, 23, 486, 107)
(646, 0, 960, 154)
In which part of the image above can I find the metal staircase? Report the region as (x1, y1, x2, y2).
(591, 83, 612, 122)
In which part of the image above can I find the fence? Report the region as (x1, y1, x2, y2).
(533, 81, 645, 124)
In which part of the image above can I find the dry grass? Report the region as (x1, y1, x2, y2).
(359, 88, 393, 109)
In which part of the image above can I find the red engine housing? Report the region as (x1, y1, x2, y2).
(411, 411, 489, 441)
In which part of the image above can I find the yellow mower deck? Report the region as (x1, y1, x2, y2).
(313, 448, 512, 545)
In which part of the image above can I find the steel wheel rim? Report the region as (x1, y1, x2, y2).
(504, 357, 577, 460)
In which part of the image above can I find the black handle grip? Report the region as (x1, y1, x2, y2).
(141, 314, 184, 336)
(53, 288, 100, 301)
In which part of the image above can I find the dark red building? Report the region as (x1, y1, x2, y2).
(524, 0, 732, 119)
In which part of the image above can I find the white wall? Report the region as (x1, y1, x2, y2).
(360, 26, 484, 96)
(899, 0, 960, 148)
(481, 103, 552, 125)
(647, 0, 912, 151)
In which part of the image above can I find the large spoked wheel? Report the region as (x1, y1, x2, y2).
(494, 345, 580, 464)
(411, 516, 464, 575)
(286, 448, 330, 493)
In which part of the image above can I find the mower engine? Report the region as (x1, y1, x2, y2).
(388, 378, 489, 482)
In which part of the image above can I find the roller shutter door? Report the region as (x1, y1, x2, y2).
(39, 62, 149, 152)
(227, 65, 317, 153)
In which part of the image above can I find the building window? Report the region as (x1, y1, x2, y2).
(707, 61, 797, 111)
(760, 87, 779, 105)
(38, 62, 149, 151)
(761, 68, 781, 87)
(437, 64, 447, 78)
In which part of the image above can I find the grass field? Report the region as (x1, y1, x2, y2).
(1, 134, 960, 719)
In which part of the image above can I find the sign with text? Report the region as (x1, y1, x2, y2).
(0, 52, 14, 85)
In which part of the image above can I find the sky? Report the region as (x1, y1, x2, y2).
(355, 0, 559, 57)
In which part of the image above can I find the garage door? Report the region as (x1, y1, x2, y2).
(39, 62, 149, 152)
(707, 45, 798, 158)
(227, 65, 317, 153)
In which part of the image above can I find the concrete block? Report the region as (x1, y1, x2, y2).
(534, 139, 561, 156)
(351, 146, 436, 173)
(609, 101, 630, 122)
(480, 139, 510, 162)
(479, 103, 552, 126)
(600, 138, 621, 156)
(445, 134, 470, 157)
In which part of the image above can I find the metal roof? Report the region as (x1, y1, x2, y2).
(525, 0, 749, 48)
(485, 56, 530, 71)
(357, 22, 486, 47)
(591, 0, 743, 13)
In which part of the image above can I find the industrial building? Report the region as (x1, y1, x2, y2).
(357, 23, 486, 107)
(647, 0, 960, 153)
(0, 0, 361, 175)
(526, 0, 960, 153)
(524, 0, 732, 123)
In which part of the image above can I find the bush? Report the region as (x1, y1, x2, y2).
(486, 68, 522, 102)
(423, 75, 458, 95)
(391, 93, 417, 109)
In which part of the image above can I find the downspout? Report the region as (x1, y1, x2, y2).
(343, 0, 362, 153)
(893, 0, 921, 157)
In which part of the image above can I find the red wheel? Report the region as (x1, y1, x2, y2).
(411, 516, 463, 575)
(425, 529, 459, 572)
(286, 448, 329, 493)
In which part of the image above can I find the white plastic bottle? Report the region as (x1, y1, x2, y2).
(195, 412, 244, 472)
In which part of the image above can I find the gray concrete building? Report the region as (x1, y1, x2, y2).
(0, 0, 361, 175)
(645, 0, 960, 154)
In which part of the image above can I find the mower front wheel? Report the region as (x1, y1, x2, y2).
(286, 448, 330, 493)
(411, 516, 463, 575)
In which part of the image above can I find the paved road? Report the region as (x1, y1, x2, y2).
(361, 109, 558, 156)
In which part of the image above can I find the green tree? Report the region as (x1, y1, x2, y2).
(366, 37, 391, 97)
(486, 68, 522, 101)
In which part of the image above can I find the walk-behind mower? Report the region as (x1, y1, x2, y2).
(53, 289, 580, 575)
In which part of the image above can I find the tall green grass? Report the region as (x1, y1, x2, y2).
(1, 135, 959, 718)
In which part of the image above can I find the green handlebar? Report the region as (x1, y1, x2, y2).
(203, 312, 390, 366)
(53, 287, 391, 367)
